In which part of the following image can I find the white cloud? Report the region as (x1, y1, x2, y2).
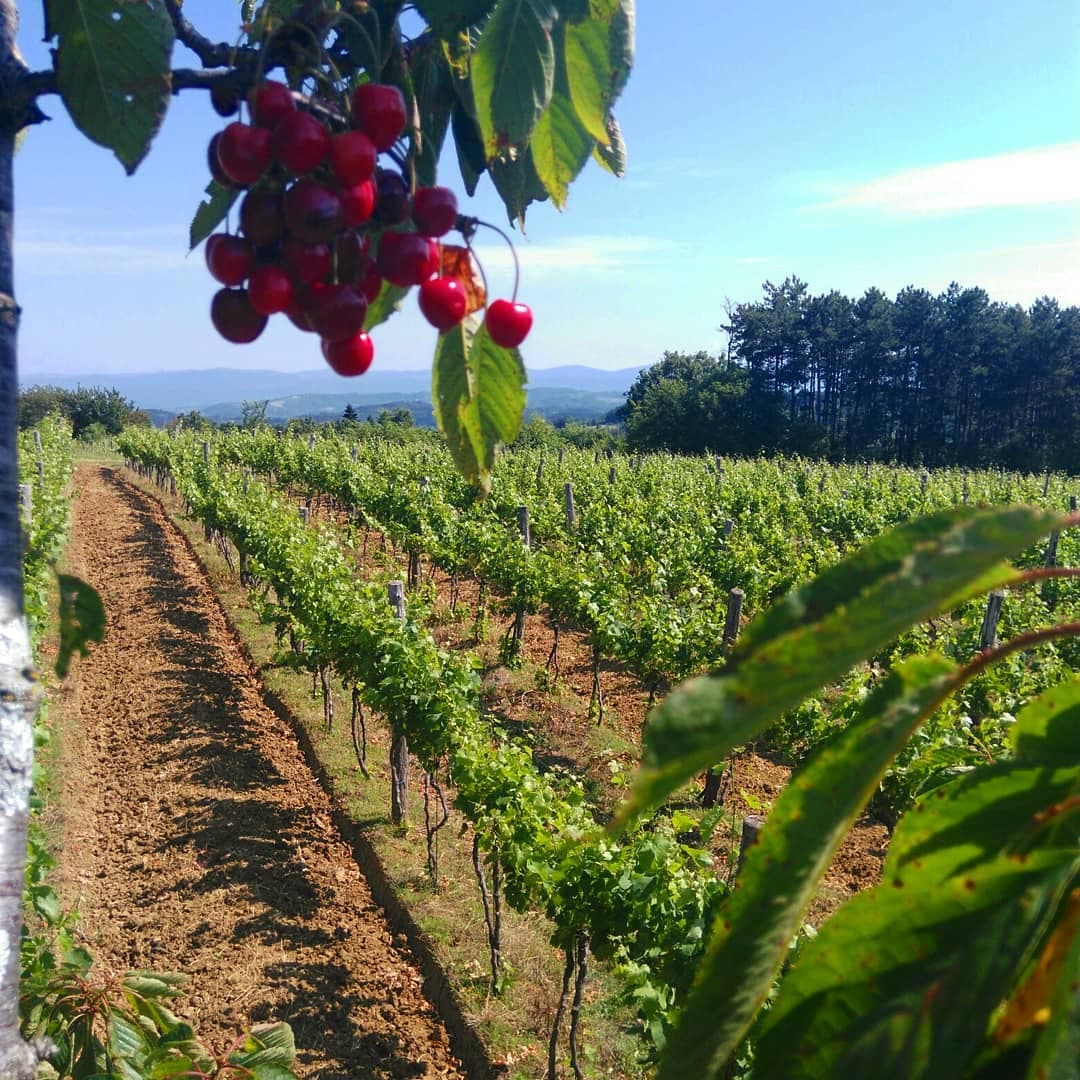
(17, 222, 194, 274)
(478, 234, 664, 278)
(824, 143, 1080, 214)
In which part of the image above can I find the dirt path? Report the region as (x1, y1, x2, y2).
(54, 464, 467, 1079)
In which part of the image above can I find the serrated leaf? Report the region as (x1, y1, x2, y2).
(411, 43, 456, 187)
(608, 0, 634, 101)
(614, 505, 1063, 824)
(887, 762, 1080, 884)
(489, 148, 549, 227)
(754, 852, 1078, 1080)
(656, 654, 955, 1079)
(451, 99, 486, 195)
(531, 28, 594, 207)
(563, 1, 619, 142)
(416, 0, 499, 36)
(1026, 890, 1080, 1079)
(45, 0, 175, 174)
(555, 0, 590, 19)
(471, 0, 557, 158)
(432, 317, 526, 493)
(56, 572, 105, 678)
(230, 1022, 296, 1070)
(1011, 677, 1080, 761)
(32, 885, 61, 923)
(189, 180, 239, 251)
(440, 245, 487, 314)
(363, 278, 411, 333)
(109, 1011, 148, 1062)
(996, 888, 1080, 1048)
(148, 1056, 201, 1079)
(592, 113, 626, 175)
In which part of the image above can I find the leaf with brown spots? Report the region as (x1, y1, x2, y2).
(440, 244, 487, 315)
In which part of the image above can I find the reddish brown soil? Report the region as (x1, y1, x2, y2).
(53, 465, 466, 1078)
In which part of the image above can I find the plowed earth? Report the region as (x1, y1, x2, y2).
(52, 465, 467, 1079)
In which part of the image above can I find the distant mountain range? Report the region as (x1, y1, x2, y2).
(21, 365, 643, 426)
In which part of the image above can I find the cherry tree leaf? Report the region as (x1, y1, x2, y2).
(432, 316, 526, 494)
(440, 245, 487, 315)
(44, 0, 175, 174)
(471, 0, 557, 159)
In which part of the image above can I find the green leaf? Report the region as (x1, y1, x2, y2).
(591, 112, 626, 176)
(615, 505, 1062, 823)
(607, 0, 635, 102)
(432, 317, 526, 494)
(109, 1011, 148, 1062)
(230, 1023, 296, 1070)
(411, 43, 456, 188)
(471, 0, 557, 158)
(1011, 677, 1080, 761)
(45, 0, 175, 174)
(563, 1, 622, 142)
(489, 148, 549, 227)
(363, 278, 410, 333)
(451, 99, 487, 195)
(754, 852, 1078, 1080)
(887, 762, 1080, 884)
(56, 573, 105, 678)
(416, 0, 499, 36)
(656, 655, 955, 1080)
(189, 180, 239, 252)
(31, 885, 61, 923)
(531, 27, 595, 207)
(1026, 892, 1080, 1079)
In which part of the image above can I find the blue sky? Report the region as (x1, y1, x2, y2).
(14, 0, 1080, 379)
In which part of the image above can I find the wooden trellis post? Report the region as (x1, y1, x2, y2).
(980, 591, 1005, 650)
(387, 580, 409, 825)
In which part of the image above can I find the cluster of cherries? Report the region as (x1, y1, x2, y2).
(205, 78, 533, 376)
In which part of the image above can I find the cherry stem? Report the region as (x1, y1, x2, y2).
(465, 238, 490, 311)
(473, 219, 521, 302)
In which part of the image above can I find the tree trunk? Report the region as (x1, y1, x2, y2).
(0, 4, 45, 1075)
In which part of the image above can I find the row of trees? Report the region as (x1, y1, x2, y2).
(18, 386, 147, 440)
(622, 279, 1080, 468)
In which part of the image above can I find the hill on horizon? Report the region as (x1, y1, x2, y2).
(21, 364, 642, 427)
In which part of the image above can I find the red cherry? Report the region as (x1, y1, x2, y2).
(485, 300, 533, 348)
(351, 83, 406, 151)
(240, 188, 284, 246)
(249, 80, 295, 128)
(411, 186, 459, 238)
(211, 288, 268, 344)
(304, 282, 368, 342)
(372, 169, 411, 226)
(272, 111, 329, 173)
(205, 234, 253, 286)
(283, 240, 331, 286)
(207, 133, 245, 190)
(377, 231, 439, 287)
(210, 82, 241, 118)
(283, 180, 344, 244)
(355, 256, 383, 303)
(419, 277, 467, 331)
(329, 131, 376, 185)
(322, 331, 375, 376)
(340, 180, 376, 228)
(285, 296, 317, 333)
(216, 123, 272, 186)
(247, 265, 294, 315)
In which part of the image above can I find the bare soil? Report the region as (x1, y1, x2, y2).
(51, 465, 467, 1079)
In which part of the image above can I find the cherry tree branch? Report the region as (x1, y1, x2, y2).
(163, 0, 247, 69)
